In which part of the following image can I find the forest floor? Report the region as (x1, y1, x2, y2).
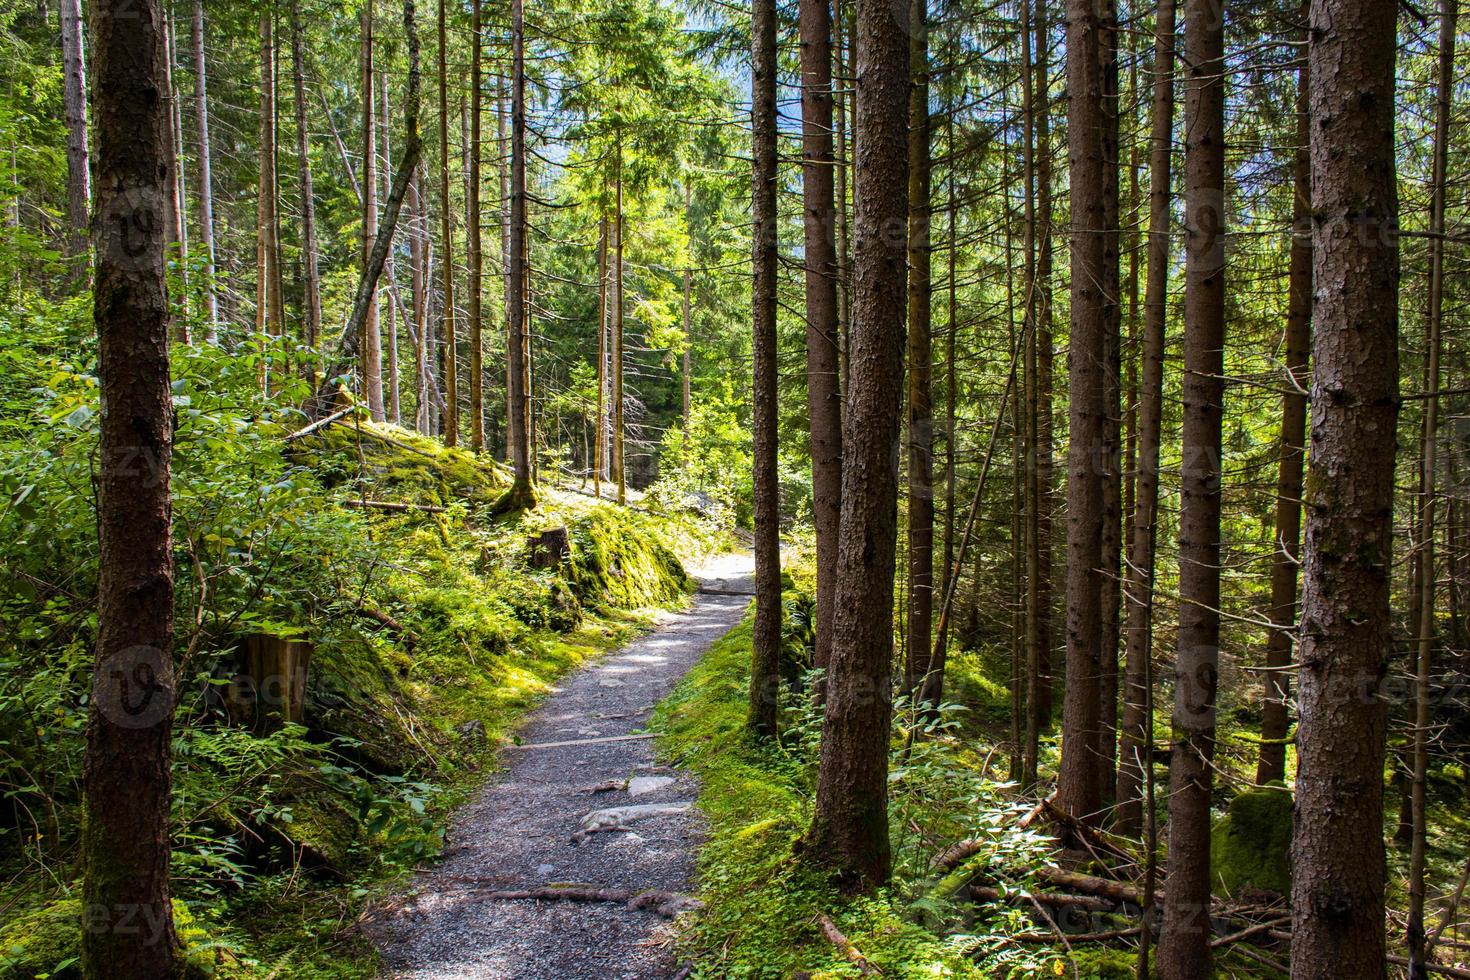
(365, 551, 755, 980)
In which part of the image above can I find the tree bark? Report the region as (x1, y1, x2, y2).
(1116, 0, 1174, 836)
(613, 132, 626, 502)
(1021, 0, 1042, 788)
(499, 0, 536, 509)
(1256, 9, 1310, 789)
(162, 10, 188, 337)
(1409, 0, 1455, 972)
(1096, 0, 1123, 804)
(467, 0, 485, 451)
(748, 0, 782, 739)
(361, 0, 385, 419)
(1157, 0, 1225, 968)
(595, 214, 607, 497)
(60, 0, 90, 275)
(1057, 0, 1108, 829)
(82, 0, 180, 973)
(189, 0, 218, 337)
(292, 3, 322, 361)
(257, 9, 285, 353)
(382, 70, 401, 424)
(805, 0, 908, 890)
(1034, 0, 1056, 728)
(1290, 0, 1399, 969)
(437, 0, 457, 445)
(905, 0, 935, 706)
(800, 0, 841, 675)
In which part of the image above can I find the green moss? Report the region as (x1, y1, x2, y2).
(0, 900, 252, 980)
(566, 506, 694, 610)
(1210, 788, 1293, 897)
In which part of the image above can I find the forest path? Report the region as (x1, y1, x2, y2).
(371, 551, 755, 980)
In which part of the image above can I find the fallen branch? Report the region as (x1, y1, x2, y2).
(969, 885, 1116, 913)
(1209, 916, 1292, 949)
(1004, 926, 1141, 944)
(340, 499, 447, 514)
(817, 913, 881, 976)
(284, 406, 356, 442)
(353, 604, 413, 638)
(1386, 956, 1470, 980)
(1034, 867, 1152, 907)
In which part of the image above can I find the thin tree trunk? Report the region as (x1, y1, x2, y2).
(1034, 0, 1056, 727)
(683, 184, 693, 432)
(833, 0, 851, 396)
(1157, 0, 1225, 966)
(1290, 0, 1399, 971)
(1097, 0, 1123, 803)
(1057, 0, 1108, 829)
(613, 132, 626, 503)
(1409, 0, 1455, 972)
(800, 0, 842, 675)
(905, 0, 936, 706)
(437, 0, 457, 445)
(382, 70, 401, 424)
(292, 3, 321, 361)
(595, 214, 607, 497)
(162, 8, 189, 337)
(937, 102, 958, 691)
(60, 0, 90, 276)
(806, 0, 908, 890)
(498, 81, 512, 461)
(1256, 10, 1310, 789)
(83, 0, 180, 972)
(257, 8, 285, 357)
(361, 0, 385, 419)
(748, 0, 781, 739)
(1021, 0, 1042, 789)
(468, 0, 485, 451)
(309, 0, 422, 419)
(1116, 0, 1174, 837)
(189, 0, 218, 336)
(500, 0, 535, 508)
(410, 165, 429, 431)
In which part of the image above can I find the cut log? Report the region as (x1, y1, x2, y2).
(529, 526, 571, 568)
(1034, 867, 1152, 906)
(968, 885, 1116, 913)
(226, 633, 313, 732)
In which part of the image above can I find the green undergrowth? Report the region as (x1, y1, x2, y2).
(0, 342, 727, 979)
(653, 617, 993, 979)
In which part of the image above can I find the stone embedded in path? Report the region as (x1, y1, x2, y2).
(627, 776, 675, 797)
(579, 802, 692, 834)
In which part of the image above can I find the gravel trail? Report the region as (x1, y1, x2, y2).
(371, 552, 754, 980)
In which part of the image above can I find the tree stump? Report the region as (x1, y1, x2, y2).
(226, 634, 313, 733)
(529, 526, 571, 568)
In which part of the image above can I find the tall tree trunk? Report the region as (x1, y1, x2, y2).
(382, 70, 401, 424)
(162, 9, 189, 337)
(800, 0, 842, 675)
(1034, 0, 1056, 727)
(1290, 0, 1399, 971)
(60, 0, 90, 276)
(805, 0, 908, 890)
(1096, 0, 1123, 803)
(1116, 0, 1174, 836)
(499, 0, 535, 508)
(410, 166, 429, 431)
(467, 0, 485, 451)
(683, 184, 693, 433)
(1021, 0, 1042, 788)
(613, 132, 626, 503)
(82, 0, 180, 973)
(748, 0, 782, 739)
(833, 0, 851, 394)
(498, 81, 512, 461)
(937, 104, 958, 691)
(905, 0, 935, 706)
(257, 9, 285, 356)
(1409, 0, 1455, 971)
(437, 0, 457, 445)
(292, 3, 321, 361)
(309, 0, 422, 419)
(1057, 0, 1108, 829)
(595, 214, 607, 497)
(1157, 0, 1225, 967)
(1256, 11, 1310, 789)
(361, 0, 385, 419)
(189, 0, 218, 337)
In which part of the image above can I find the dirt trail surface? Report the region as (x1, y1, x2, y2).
(372, 552, 754, 979)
